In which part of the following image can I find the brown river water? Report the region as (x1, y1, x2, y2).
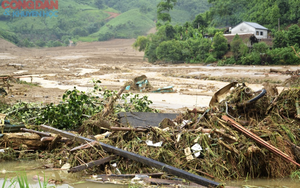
(0, 161, 299, 188)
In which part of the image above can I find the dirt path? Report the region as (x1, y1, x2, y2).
(0, 38, 299, 112)
(105, 11, 120, 20)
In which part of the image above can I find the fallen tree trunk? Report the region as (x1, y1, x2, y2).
(40, 125, 220, 187)
(0, 133, 46, 149)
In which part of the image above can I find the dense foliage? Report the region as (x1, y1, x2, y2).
(207, 0, 300, 29)
(0, 81, 157, 129)
(133, 0, 300, 65)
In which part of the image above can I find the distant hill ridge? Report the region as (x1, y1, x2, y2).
(0, 0, 209, 46)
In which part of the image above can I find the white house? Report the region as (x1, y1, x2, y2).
(231, 22, 268, 40)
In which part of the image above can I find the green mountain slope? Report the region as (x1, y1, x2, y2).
(90, 9, 155, 40)
(0, 0, 210, 46)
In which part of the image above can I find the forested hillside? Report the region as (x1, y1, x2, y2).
(0, 0, 209, 47)
(134, 0, 300, 65)
(207, 0, 300, 29)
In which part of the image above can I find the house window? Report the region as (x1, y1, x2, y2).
(256, 31, 259, 35)
(260, 31, 263, 35)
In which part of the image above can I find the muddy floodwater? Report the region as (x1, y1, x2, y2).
(0, 161, 123, 188)
(1, 161, 300, 188)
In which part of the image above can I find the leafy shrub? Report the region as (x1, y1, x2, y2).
(35, 81, 157, 129)
(240, 52, 261, 65)
(205, 55, 216, 64)
(252, 42, 269, 53)
(156, 40, 184, 63)
(266, 47, 300, 65)
(0, 29, 20, 44)
(35, 40, 46, 47)
(52, 41, 63, 47)
(223, 57, 236, 65)
(98, 32, 115, 41)
(213, 32, 228, 59)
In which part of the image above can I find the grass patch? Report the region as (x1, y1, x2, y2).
(91, 9, 155, 40)
(74, 36, 98, 42)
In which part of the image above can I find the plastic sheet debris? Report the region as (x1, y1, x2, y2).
(145, 140, 163, 147)
(151, 86, 174, 93)
(191, 144, 203, 158)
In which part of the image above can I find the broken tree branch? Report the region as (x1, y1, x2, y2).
(20, 128, 51, 137)
(101, 81, 133, 118)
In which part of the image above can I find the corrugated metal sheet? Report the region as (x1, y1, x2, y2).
(244, 22, 268, 30)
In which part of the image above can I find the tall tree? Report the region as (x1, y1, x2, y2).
(231, 34, 248, 61)
(273, 30, 288, 48)
(193, 14, 208, 36)
(157, 0, 177, 25)
(213, 32, 228, 59)
(287, 24, 300, 46)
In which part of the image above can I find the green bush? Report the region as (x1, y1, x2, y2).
(213, 32, 228, 59)
(156, 40, 184, 62)
(252, 42, 269, 53)
(205, 55, 216, 64)
(52, 41, 63, 47)
(98, 32, 115, 41)
(240, 52, 261, 65)
(266, 47, 300, 65)
(0, 29, 20, 44)
(35, 40, 46, 47)
(223, 57, 236, 65)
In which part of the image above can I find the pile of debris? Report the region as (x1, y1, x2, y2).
(127, 75, 174, 93)
(1, 81, 300, 187)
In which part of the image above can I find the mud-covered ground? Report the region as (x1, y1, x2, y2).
(1, 38, 299, 112)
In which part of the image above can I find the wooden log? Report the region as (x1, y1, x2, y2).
(68, 156, 116, 173)
(3, 124, 26, 133)
(20, 128, 51, 137)
(110, 127, 148, 132)
(1, 133, 45, 149)
(40, 125, 220, 187)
